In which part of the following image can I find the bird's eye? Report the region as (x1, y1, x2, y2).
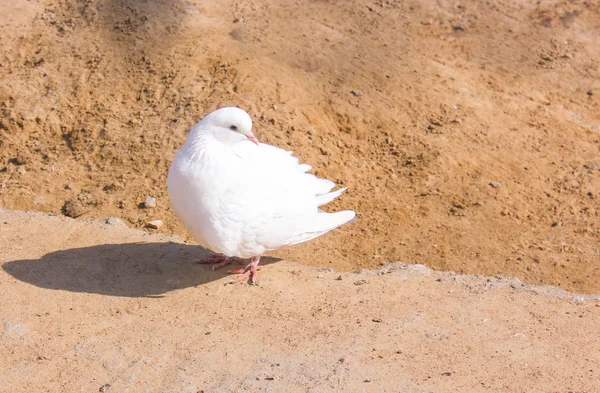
(230, 125, 238, 131)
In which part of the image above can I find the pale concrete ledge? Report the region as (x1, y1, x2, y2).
(1, 209, 598, 392)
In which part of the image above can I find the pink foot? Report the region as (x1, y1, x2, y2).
(194, 254, 243, 271)
(227, 256, 261, 284)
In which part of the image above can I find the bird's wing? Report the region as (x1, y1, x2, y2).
(228, 142, 354, 253)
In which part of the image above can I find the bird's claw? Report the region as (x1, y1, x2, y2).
(226, 257, 261, 284)
(196, 254, 261, 284)
(226, 265, 262, 274)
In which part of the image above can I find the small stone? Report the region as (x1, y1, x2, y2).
(62, 200, 88, 218)
(147, 220, 163, 229)
(103, 183, 117, 193)
(336, 275, 343, 280)
(354, 279, 368, 286)
(372, 318, 382, 323)
(99, 384, 111, 392)
(14, 155, 26, 165)
(351, 89, 364, 97)
(144, 196, 157, 208)
(489, 181, 502, 188)
(587, 89, 597, 96)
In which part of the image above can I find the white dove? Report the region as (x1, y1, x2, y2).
(167, 107, 355, 283)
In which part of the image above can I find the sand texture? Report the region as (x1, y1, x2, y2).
(0, 0, 599, 293)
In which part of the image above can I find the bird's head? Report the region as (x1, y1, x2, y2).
(196, 107, 258, 146)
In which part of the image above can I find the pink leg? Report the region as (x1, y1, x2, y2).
(228, 256, 261, 284)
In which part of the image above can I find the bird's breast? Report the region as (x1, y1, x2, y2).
(167, 148, 251, 256)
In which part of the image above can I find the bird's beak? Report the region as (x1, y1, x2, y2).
(246, 132, 259, 146)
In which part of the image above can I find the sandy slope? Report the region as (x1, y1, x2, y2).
(1, 0, 599, 293)
(1, 208, 599, 392)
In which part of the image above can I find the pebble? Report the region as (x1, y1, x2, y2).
(587, 89, 597, 96)
(144, 196, 157, 208)
(351, 89, 364, 97)
(62, 200, 88, 218)
(354, 279, 368, 286)
(14, 154, 26, 165)
(489, 181, 502, 188)
(147, 220, 163, 229)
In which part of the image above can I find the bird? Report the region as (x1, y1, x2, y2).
(167, 107, 355, 283)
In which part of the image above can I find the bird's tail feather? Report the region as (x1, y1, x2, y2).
(285, 210, 356, 246)
(315, 187, 347, 206)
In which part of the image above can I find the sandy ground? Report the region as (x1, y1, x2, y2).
(0, 0, 598, 293)
(2, 1, 600, 391)
(1, 208, 599, 392)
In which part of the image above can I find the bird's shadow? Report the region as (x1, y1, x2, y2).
(2, 242, 279, 298)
